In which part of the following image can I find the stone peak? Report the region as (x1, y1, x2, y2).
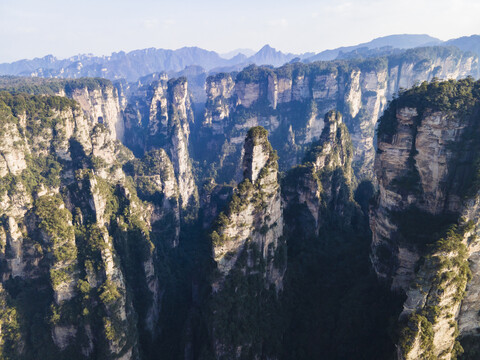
(324, 109, 342, 130)
(257, 44, 277, 54)
(243, 126, 273, 183)
(246, 126, 269, 144)
(303, 110, 353, 176)
(319, 110, 343, 143)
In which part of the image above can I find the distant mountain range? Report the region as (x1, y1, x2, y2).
(305, 34, 442, 62)
(0, 34, 479, 82)
(445, 35, 480, 57)
(220, 48, 256, 59)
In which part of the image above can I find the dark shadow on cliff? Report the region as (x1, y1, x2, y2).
(280, 177, 404, 360)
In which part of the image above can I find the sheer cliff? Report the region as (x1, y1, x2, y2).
(0, 76, 198, 212)
(200, 47, 478, 181)
(0, 77, 125, 142)
(0, 90, 182, 359)
(371, 78, 480, 359)
(201, 127, 285, 359)
(121, 75, 198, 210)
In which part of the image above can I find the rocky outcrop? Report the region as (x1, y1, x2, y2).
(371, 91, 471, 290)
(201, 47, 478, 180)
(168, 79, 197, 209)
(0, 90, 182, 359)
(124, 148, 181, 248)
(207, 126, 285, 359)
(122, 76, 198, 210)
(371, 106, 467, 290)
(203, 73, 235, 130)
(211, 127, 284, 287)
(397, 222, 473, 360)
(65, 83, 125, 142)
(282, 110, 355, 234)
(0, 93, 138, 358)
(370, 79, 480, 359)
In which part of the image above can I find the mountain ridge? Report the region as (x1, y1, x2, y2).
(2, 34, 479, 82)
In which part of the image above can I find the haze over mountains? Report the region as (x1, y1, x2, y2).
(1, 34, 479, 82)
(306, 33, 442, 61)
(220, 48, 256, 59)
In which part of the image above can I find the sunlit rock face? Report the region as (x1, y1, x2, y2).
(201, 47, 477, 181)
(370, 79, 480, 360)
(0, 82, 184, 359)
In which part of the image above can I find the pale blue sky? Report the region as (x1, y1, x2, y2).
(1, 0, 479, 62)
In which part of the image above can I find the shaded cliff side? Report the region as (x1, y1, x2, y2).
(279, 111, 403, 359)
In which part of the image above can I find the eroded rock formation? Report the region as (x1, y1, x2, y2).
(201, 47, 478, 180)
(370, 78, 480, 359)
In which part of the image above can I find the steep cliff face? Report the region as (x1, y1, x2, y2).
(203, 73, 235, 130)
(122, 76, 198, 210)
(282, 110, 355, 234)
(0, 91, 181, 359)
(370, 79, 480, 359)
(0, 76, 197, 213)
(123, 149, 180, 248)
(371, 104, 468, 290)
(0, 77, 126, 144)
(205, 127, 286, 359)
(118, 73, 170, 156)
(200, 47, 478, 181)
(62, 82, 125, 142)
